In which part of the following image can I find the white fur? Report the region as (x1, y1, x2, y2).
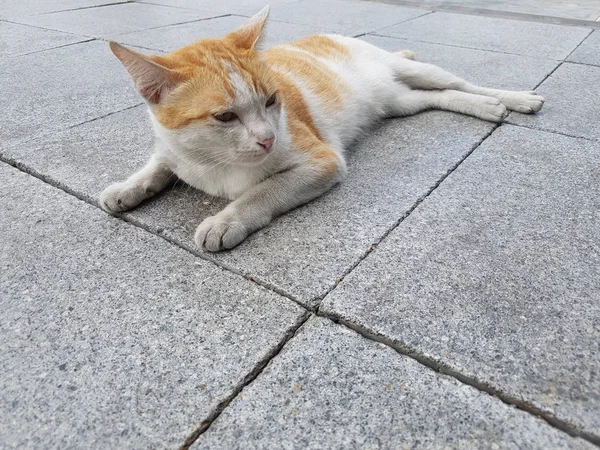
(100, 13, 544, 252)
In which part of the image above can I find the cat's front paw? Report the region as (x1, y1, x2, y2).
(194, 213, 249, 252)
(99, 182, 145, 213)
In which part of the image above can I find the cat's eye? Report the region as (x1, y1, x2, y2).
(214, 112, 237, 122)
(266, 94, 277, 108)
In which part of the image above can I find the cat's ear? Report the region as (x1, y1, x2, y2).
(109, 41, 181, 104)
(226, 5, 269, 51)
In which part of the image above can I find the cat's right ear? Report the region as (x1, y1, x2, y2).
(109, 41, 181, 104)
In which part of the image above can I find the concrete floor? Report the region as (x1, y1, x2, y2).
(382, 0, 600, 22)
(1, 0, 600, 449)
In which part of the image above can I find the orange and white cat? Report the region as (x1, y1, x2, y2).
(100, 6, 544, 252)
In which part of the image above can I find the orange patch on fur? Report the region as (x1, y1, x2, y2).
(290, 35, 349, 59)
(148, 31, 340, 177)
(288, 119, 339, 175)
(151, 39, 276, 129)
(270, 70, 322, 140)
(263, 46, 349, 113)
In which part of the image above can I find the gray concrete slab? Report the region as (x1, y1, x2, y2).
(117, 15, 329, 53)
(568, 31, 600, 66)
(195, 317, 593, 449)
(3, 103, 496, 307)
(508, 62, 600, 141)
(139, 0, 302, 17)
(0, 162, 306, 449)
(383, 0, 600, 21)
(0, 106, 153, 201)
(361, 34, 560, 90)
(268, 0, 429, 35)
(0, 0, 122, 19)
(0, 40, 141, 147)
(375, 12, 591, 60)
(0, 21, 89, 58)
(321, 125, 600, 438)
(18, 2, 216, 38)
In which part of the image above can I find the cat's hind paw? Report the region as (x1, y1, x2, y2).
(194, 213, 249, 252)
(499, 91, 545, 114)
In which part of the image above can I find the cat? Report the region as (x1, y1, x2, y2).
(100, 6, 544, 252)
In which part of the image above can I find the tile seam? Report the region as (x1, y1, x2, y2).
(361, 0, 600, 29)
(318, 312, 600, 447)
(309, 123, 499, 307)
(4, 38, 96, 58)
(563, 28, 595, 60)
(178, 311, 313, 449)
(506, 121, 599, 143)
(369, 32, 565, 60)
(31, 0, 133, 16)
(0, 156, 309, 312)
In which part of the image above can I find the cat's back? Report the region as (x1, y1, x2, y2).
(263, 34, 398, 148)
(263, 35, 352, 118)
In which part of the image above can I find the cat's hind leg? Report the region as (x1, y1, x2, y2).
(387, 85, 508, 123)
(395, 49, 416, 60)
(388, 56, 544, 113)
(100, 154, 174, 213)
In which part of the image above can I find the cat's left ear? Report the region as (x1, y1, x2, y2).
(226, 5, 269, 51)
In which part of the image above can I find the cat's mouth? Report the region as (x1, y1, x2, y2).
(236, 149, 270, 164)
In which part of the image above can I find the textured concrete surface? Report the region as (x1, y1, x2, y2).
(383, 0, 600, 21)
(2, 1, 600, 448)
(0, 40, 140, 147)
(376, 12, 591, 59)
(508, 63, 600, 141)
(269, 0, 429, 35)
(0, 163, 305, 448)
(0, 0, 120, 19)
(117, 15, 329, 52)
(196, 317, 594, 449)
(0, 21, 88, 58)
(322, 125, 600, 437)
(141, 0, 301, 17)
(568, 31, 600, 66)
(361, 34, 560, 90)
(19, 2, 214, 38)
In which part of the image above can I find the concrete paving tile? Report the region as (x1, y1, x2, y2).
(361, 34, 560, 90)
(138, 0, 302, 17)
(0, 162, 305, 449)
(267, 0, 429, 35)
(0, 40, 141, 147)
(18, 2, 215, 38)
(508, 62, 600, 141)
(3, 104, 494, 306)
(376, 12, 591, 60)
(194, 317, 594, 449)
(0, 21, 88, 58)
(117, 15, 329, 53)
(321, 125, 600, 438)
(393, 0, 600, 21)
(568, 31, 600, 66)
(0, 0, 121, 19)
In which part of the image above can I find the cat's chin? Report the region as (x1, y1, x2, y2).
(235, 151, 270, 167)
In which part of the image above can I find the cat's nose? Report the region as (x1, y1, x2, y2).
(257, 137, 274, 151)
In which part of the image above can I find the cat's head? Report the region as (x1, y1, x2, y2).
(109, 6, 281, 167)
